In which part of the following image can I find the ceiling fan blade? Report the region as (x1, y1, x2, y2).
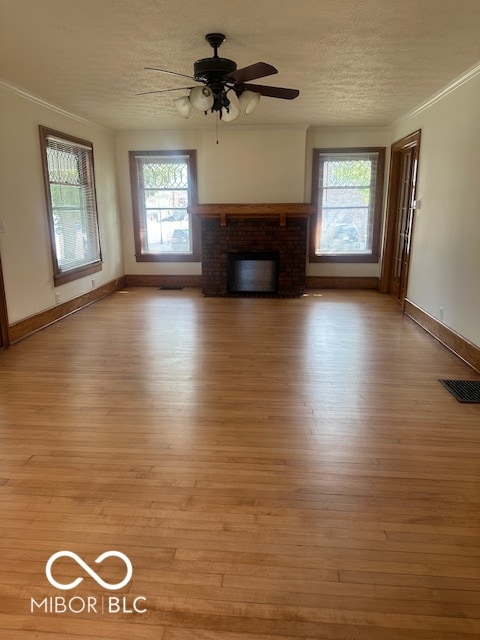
(136, 86, 196, 96)
(144, 67, 196, 81)
(227, 62, 278, 84)
(242, 83, 300, 100)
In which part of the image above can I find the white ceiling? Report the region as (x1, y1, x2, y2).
(1, 0, 480, 132)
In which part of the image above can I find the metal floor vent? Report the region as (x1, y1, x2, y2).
(439, 380, 480, 403)
(158, 286, 184, 290)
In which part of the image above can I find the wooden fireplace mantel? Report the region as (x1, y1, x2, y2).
(188, 203, 315, 227)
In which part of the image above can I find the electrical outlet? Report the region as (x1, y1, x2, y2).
(91, 278, 96, 289)
(55, 293, 60, 305)
(439, 306, 444, 321)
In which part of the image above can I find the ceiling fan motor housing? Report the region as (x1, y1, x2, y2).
(194, 57, 237, 84)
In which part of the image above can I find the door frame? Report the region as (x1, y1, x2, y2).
(0, 250, 10, 348)
(379, 129, 421, 304)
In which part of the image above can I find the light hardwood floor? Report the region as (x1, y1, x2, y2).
(0, 288, 479, 639)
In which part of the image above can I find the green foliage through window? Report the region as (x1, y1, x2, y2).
(310, 148, 385, 263)
(130, 152, 197, 258)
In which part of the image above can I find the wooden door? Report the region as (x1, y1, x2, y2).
(380, 131, 421, 304)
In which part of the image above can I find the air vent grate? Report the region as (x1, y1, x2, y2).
(439, 380, 480, 403)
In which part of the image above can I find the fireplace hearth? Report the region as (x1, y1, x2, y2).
(189, 203, 314, 297)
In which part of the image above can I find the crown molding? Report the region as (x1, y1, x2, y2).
(395, 61, 480, 125)
(0, 78, 112, 130)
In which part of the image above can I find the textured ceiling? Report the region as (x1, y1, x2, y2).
(1, 0, 480, 131)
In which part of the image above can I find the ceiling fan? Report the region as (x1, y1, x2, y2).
(138, 33, 300, 122)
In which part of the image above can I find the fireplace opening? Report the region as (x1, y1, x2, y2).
(227, 251, 279, 294)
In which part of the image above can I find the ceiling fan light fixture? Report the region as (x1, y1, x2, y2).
(147, 33, 299, 125)
(189, 86, 214, 111)
(174, 96, 192, 118)
(220, 90, 240, 122)
(239, 90, 261, 115)
(220, 101, 240, 122)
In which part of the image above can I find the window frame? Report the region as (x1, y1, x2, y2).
(309, 147, 386, 263)
(129, 149, 199, 262)
(39, 126, 102, 286)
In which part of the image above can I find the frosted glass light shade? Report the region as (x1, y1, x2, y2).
(189, 86, 214, 111)
(239, 90, 261, 115)
(221, 91, 240, 122)
(221, 101, 239, 122)
(174, 96, 192, 118)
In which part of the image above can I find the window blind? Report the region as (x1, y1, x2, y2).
(44, 134, 101, 274)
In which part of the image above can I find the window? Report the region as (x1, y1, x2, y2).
(310, 147, 385, 262)
(39, 126, 102, 285)
(129, 150, 199, 261)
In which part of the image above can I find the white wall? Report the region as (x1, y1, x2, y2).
(0, 83, 123, 324)
(305, 126, 391, 278)
(199, 125, 307, 203)
(116, 125, 307, 276)
(391, 73, 480, 347)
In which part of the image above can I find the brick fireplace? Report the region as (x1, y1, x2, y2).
(189, 204, 314, 297)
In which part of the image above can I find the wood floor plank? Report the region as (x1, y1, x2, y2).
(1, 288, 479, 638)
